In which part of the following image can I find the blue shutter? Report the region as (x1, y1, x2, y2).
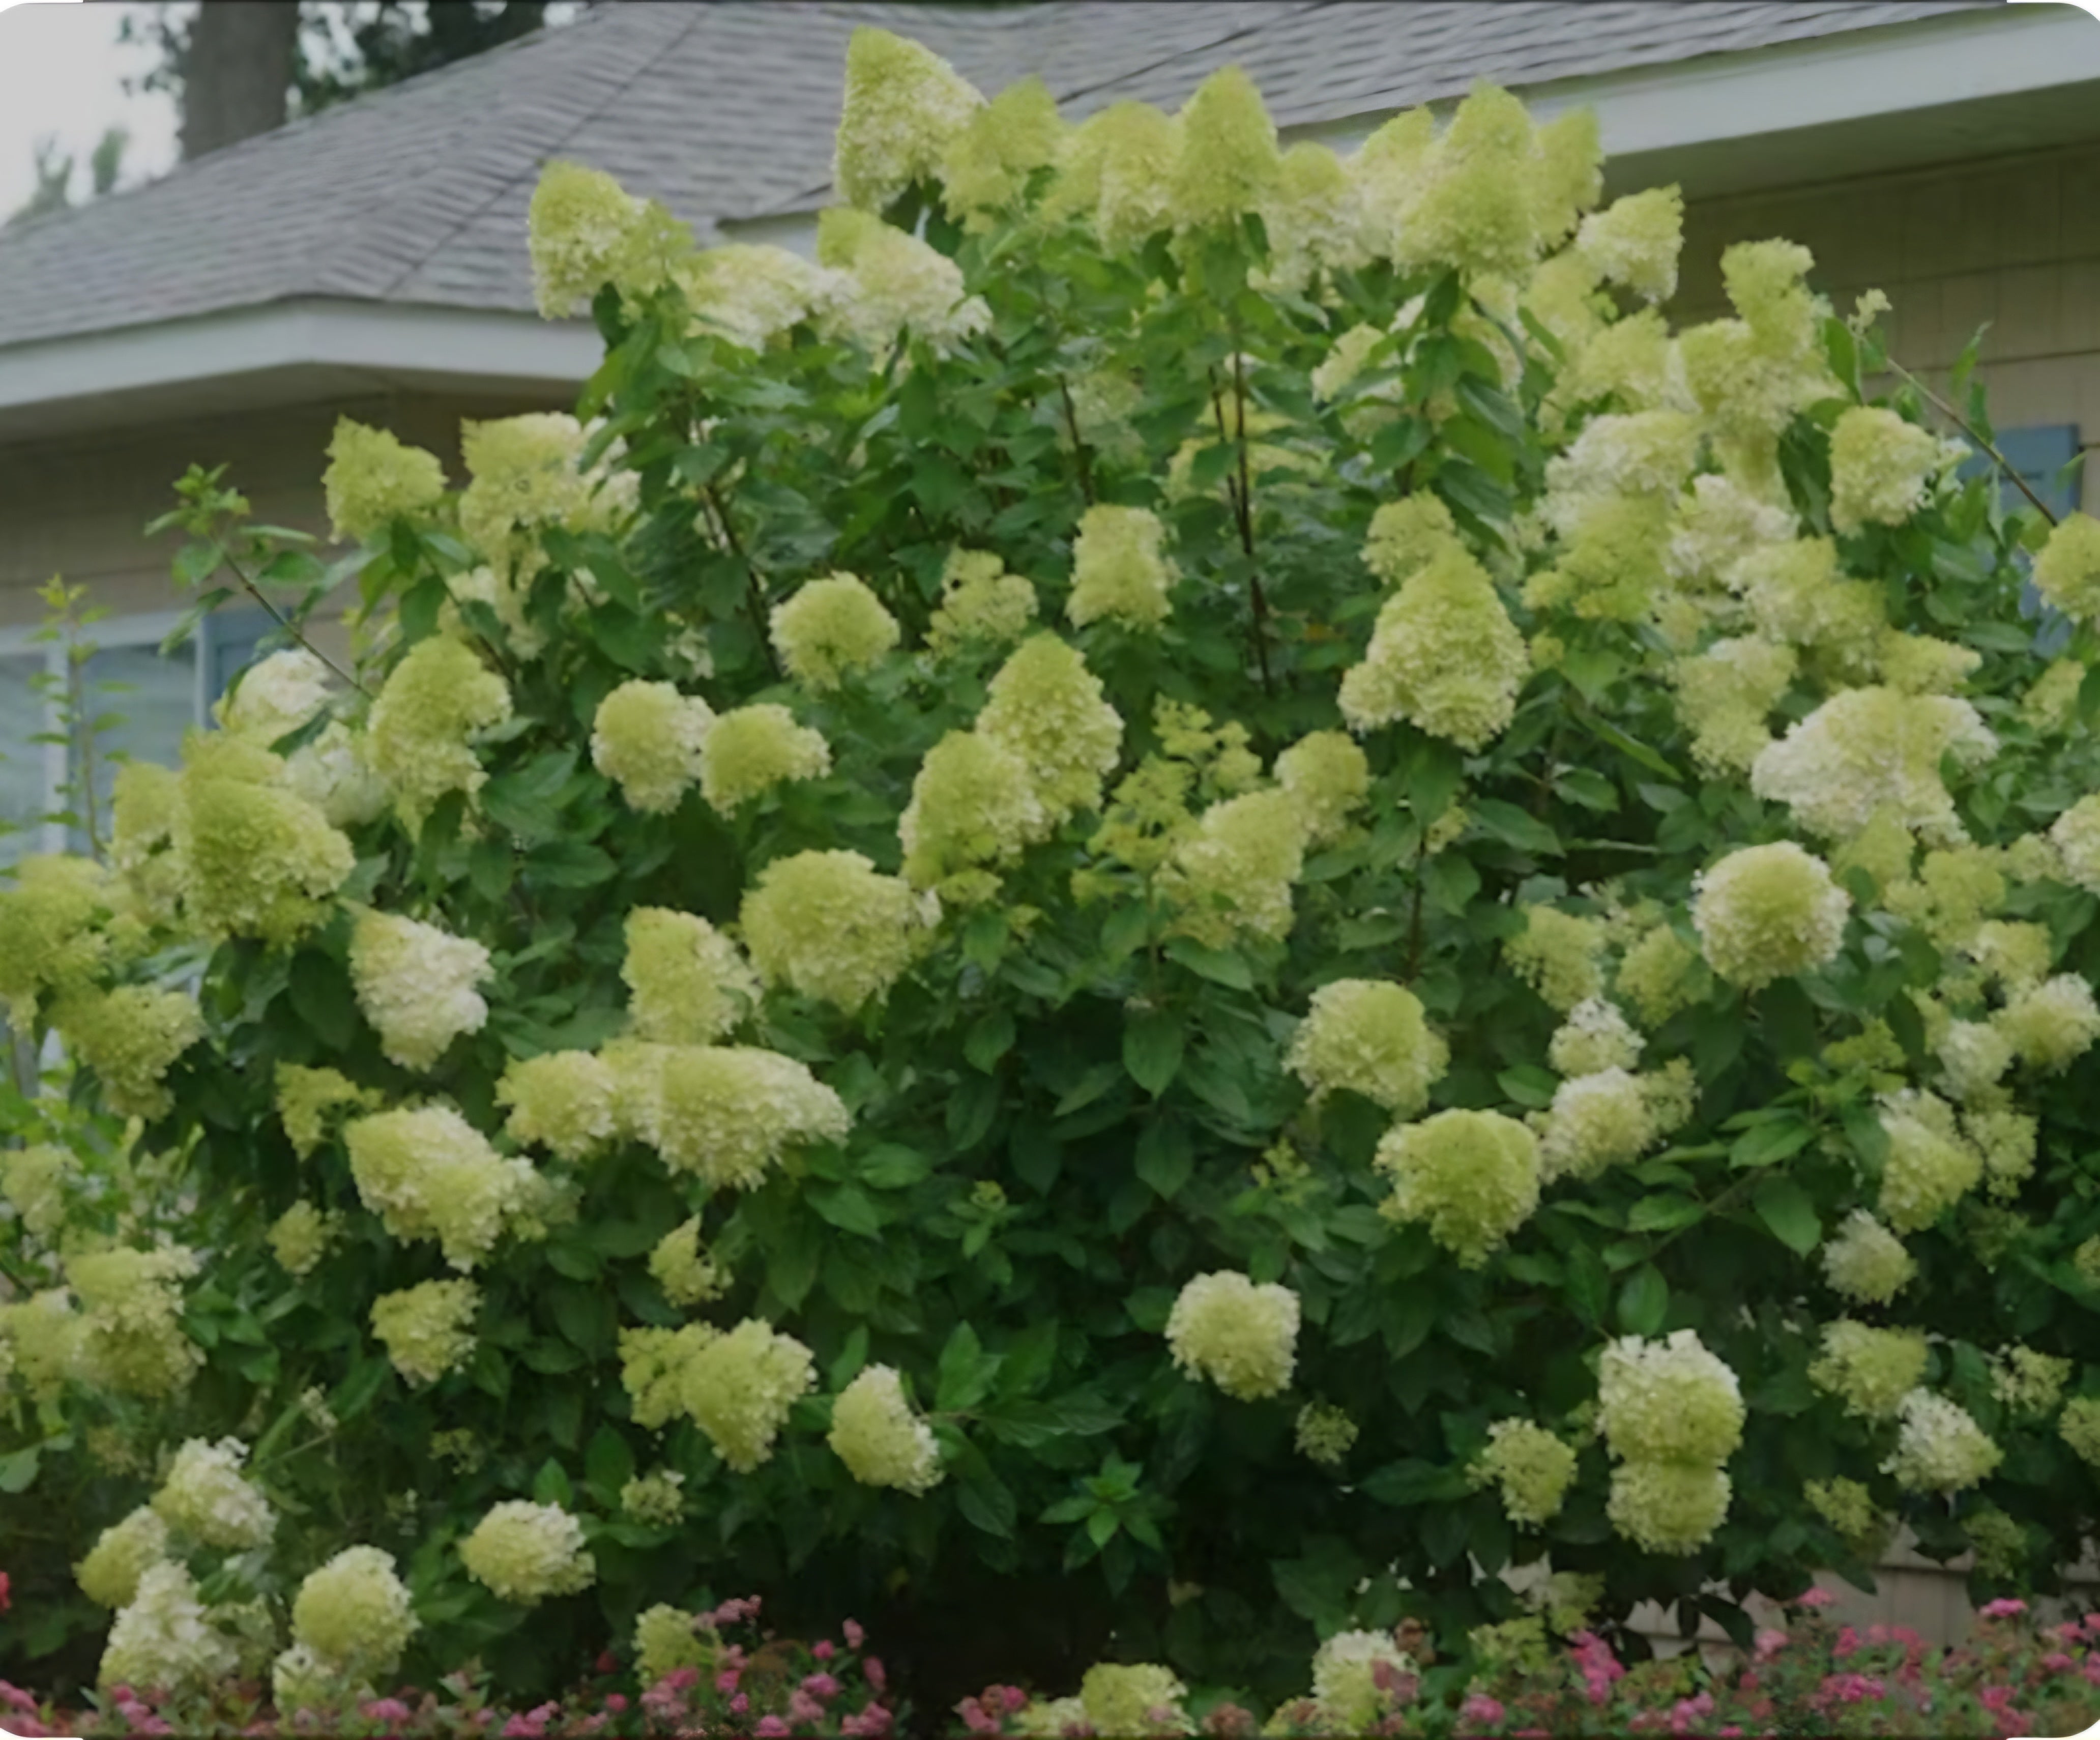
(201, 607, 279, 712)
(1959, 425, 2082, 655)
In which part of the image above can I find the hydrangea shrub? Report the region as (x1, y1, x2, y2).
(8, 22, 2100, 1720)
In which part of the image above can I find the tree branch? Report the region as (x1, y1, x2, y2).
(1885, 356, 2060, 528)
(1056, 374, 1096, 507)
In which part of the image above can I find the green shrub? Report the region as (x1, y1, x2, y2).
(7, 22, 2100, 1725)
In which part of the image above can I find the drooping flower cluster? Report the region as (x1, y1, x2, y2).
(926, 549, 1038, 659)
(1877, 1089, 1983, 1233)
(1505, 907, 1608, 1012)
(1376, 1109, 1540, 1267)
(1597, 1331, 1743, 1554)
(1752, 687, 1997, 846)
(1295, 1403, 1359, 1466)
(460, 1501, 596, 1605)
(76, 1505, 170, 1610)
(622, 1318, 816, 1472)
(169, 734, 356, 945)
(527, 160, 684, 320)
(620, 1471, 687, 1530)
(1286, 979, 1448, 1117)
(649, 1217, 728, 1308)
(1274, 731, 1369, 846)
(1160, 789, 1308, 948)
(1310, 1631, 1418, 1735)
(70, 1243, 205, 1399)
(634, 1046, 850, 1190)
(898, 730, 1044, 901)
(98, 1563, 239, 1695)
(623, 907, 756, 1044)
(349, 910, 492, 1071)
(816, 208, 990, 352)
(828, 1365, 944, 1493)
(834, 25, 984, 212)
(370, 1279, 480, 1386)
(53, 984, 202, 1119)
(1164, 1271, 1300, 1400)
(1828, 407, 1953, 535)
(2032, 512, 2100, 623)
(1078, 1663, 1192, 1739)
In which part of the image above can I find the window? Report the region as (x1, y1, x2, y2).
(0, 607, 276, 868)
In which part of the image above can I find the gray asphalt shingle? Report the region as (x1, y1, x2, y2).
(0, 0, 1992, 351)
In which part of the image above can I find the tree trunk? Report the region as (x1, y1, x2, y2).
(180, 1, 300, 161)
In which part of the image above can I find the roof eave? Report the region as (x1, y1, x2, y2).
(0, 299, 600, 447)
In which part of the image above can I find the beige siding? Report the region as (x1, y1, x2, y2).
(0, 388, 562, 630)
(1679, 137, 2100, 512)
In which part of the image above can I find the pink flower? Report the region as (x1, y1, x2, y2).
(813, 1641, 836, 1662)
(1000, 1687, 1028, 1714)
(843, 1619, 865, 1650)
(1982, 1598, 2030, 1619)
(2044, 1651, 2076, 1673)
(0, 1686, 39, 1717)
(361, 1699, 414, 1725)
(604, 1694, 628, 1713)
(730, 1693, 749, 1716)
(1834, 1625, 1861, 1658)
(715, 1670, 741, 1697)
(864, 1657, 887, 1695)
(500, 1711, 546, 1737)
(956, 1696, 999, 1736)
(789, 1691, 826, 1726)
(803, 1673, 841, 1700)
(596, 1650, 619, 1675)
(1754, 1629, 1790, 1661)
(755, 1719, 791, 1738)
(1792, 1587, 1838, 1609)
(1460, 1692, 1505, 1725)
(841, 1706, 893, 1738)
(1719, 1729, 1742, 1737)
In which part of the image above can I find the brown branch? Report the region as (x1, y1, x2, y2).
(1886, 356, 2060, 528)
(218, 546, 369, 697)
(704, 482, 782, 680)
(1056, 374, 1097, 507)
(1209, 362, 1274, 697)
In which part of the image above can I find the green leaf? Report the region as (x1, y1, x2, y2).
(1360, 1459, 1472, 1507)
(0, 1444, 40, 1494)
(1134, 1120, 1193, 1200)
(287, 951, 356, 1051)
(1617, 1264, 1669, 1336)
(1165, 938, 1253, 990)
(585, 1426, 635, 1500)
(811, 1183, 883, 1240)
(767, 1217, 820, 1312)
(1124, 1009, 1185, 1096)
(1754, 1177, 1822, 1256)
(1730, 1117, 1816, 1170)
(1627, 1193, 1704, 1233)
(550, 1283, 617, 1357)
(532, 1458, 574, 1508)
(938, 1322, 996, 1412)
(965, 1009, 1017, 1074)
(859, 1145, 931, 1190)
(1566, 1243, 1610, 1327)
(1470, 799, 1560, 857)
(958, 1470, 1017, 1538)
(829, 1325, 870, 1390)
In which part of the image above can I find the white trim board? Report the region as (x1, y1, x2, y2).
(0, 300, 601, 435)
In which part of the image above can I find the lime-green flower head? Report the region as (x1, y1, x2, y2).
(680, 1317, 816, 1472)
(742, 849, 931, 1013)
(1607, 1460, 1731, 1554)
(1884, 1389, 2001, 1494)
(323, 418, 447, 545)
(290, 1545, 419, 1680)
(592, 680, 715, 815)
(75, 1505, 169, 1610)
(1691, 841, 1849, 990)
(1339, 542, 1529, 751)
(460, 1500, 595, 1605)
(1080, 1662, 1190, 1738)
(1475, 1419, 1579, 1527)
(1286, 979, 1447, 1118)
(623, 907, 757, 1046)
(1597, 1329, 1745, 1464)
(371, 1279, 480, 1386)
(899, 729, 1044, 898)
(770, 572, 900, 690)
(152, 1435, 275, 1550)
(1829, 407, 1952, 536)
(698, 704, 831, 815)
(365, 635, 513, 824)
(2034, 513, 2100, 624)
(1168, 65, 1278, 234)
(1819, 1210, 1915, 1306)
(1068, 504, 1175, 632)
(1165, 1271, 1299, 1400)
(829, 1364, 943, 1493)
(833, 27, 984, 213)
(943, 76, 1066, 228)
(643, 1046, 850, 1192)
(1809, 1320, 1929, 1419)
(1574, 186, 1683, 305)
(1377, 1109, 1541, 1267)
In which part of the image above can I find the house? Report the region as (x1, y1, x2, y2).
(1, 0, 2098, 1647)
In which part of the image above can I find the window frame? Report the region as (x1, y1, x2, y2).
(0, 606, 273, 859)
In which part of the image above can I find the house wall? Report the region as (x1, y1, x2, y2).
(0, 387, 564, 632)
(1678, 135, 2100, 512)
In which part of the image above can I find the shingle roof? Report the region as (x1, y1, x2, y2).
(0, 0, 1991, 353)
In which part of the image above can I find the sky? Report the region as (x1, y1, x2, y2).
(0, 2, 184, 220)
